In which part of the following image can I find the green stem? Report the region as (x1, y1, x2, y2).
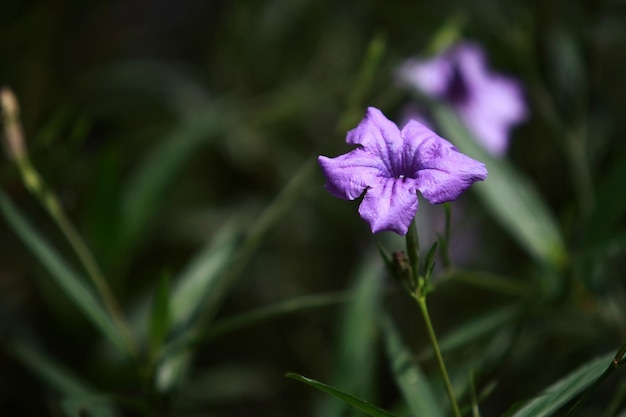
(18, 157, 138, 358)
(415, 294, 461, 417)
(1, 91, 138, 359)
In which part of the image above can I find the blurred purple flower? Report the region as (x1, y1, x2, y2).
(397, 41, 527, 156)
(318, 107, 487, 235)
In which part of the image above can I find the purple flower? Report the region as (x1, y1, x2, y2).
(397, 41, 527, 156)
(318, 107, 487, 235)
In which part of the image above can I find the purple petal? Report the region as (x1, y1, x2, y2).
(398, 41, 527, 156)
(456, 67, 527, 155)
(452, 42, 489, 84)
(409, 134, 488, 204)
(396, 56, 453, 97)
(318, 149, 389, 200)
(400, 120, 446, 170)
(345, 107, 404, 172)
(358, 177, 419, 235)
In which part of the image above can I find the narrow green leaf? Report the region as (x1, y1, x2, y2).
(433, 105, 567, 267)
(118, 107, 232, 258)
(156, 350, 192, 394)
(148, 272, 171, 357)
(546, 28, 586, 111)
(10, 339, 92, 397)
(510, 351, 614, 417)
(445, 269, 534, 297)
(381, 315, 444, 417)
(153, 223, 239, 392)
(339, 34, 386, 133)
(286, 373, 400, 417)
(586, 150, 626, 245)
(0, 189, 127, 353)
(61, 396, 117, 417)
(174, 363, 276, 407)
(469, 370, 481, 417)
(602, 378, 626, 417)
(154, 160, 316, 392)
(377, 245, 395, 276)
(10, 339, 118, 417)
(437, 304, 521, 354)
(424, 240, 439, 281)
(314, 255, 384, 417)
(128, 221, 239, 343)
(81, 147, 123, 270)
(151, 290, 355, 392)
(205, 291, 352, 341)
(168, 223, 239, 330)
(88, 60, 211, 118)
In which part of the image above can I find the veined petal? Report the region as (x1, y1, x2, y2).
(318, 149, 388, 200)
(400, 119, 444, 172)
(358, 177, 419, 235)
(346, 107, 404, 173)
(415, 143, 488, 204)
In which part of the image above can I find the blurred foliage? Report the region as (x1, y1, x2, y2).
(1, 0, 626, 416)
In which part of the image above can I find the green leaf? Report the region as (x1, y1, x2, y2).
(0, 188, 127, 353)
(10, 339, 118, 417)
(468, 370, 479, 417)
(437, 304, 521, 354)
(314, 255, 385, 417)
(446, 269, 533, 297)
(155, 350, 192, 394)
(153, 160, 316, 392)
(286, 373, 400, 417)
(173, 363, 277, 408)
(148, 272, 171, 358)
(509, 351, 614, 417)
(61, 396, 117, 417)
(546, 28, 586, 112)
(86, 60, 211, 118)
(381, 315, 444, 417)
(586, 150, 626, 246)
(81, 147, 123, 271)
(377, 245, 395, 276)
(206, 291, 352, 341)
(424, 240, 439, 281)
(339, 33, 387, 133)
(153, 223, 240, 392)
(118, 107, 231, 258)
(167, 222, 240, 331)
(10, 339, 92, 397)
(433, 105, 567, 267)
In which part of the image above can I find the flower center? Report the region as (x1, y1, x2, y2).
(394, 173, 412, 182)
(445, 66, 469, 104)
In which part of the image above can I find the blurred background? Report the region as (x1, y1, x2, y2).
(1, 0, 626, 416)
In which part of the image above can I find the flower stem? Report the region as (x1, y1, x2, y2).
(414, 294, 462, 417)
(1, 88, 138, 359)
(405, 217, 460, 416)
(23, 158, 137, 357)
